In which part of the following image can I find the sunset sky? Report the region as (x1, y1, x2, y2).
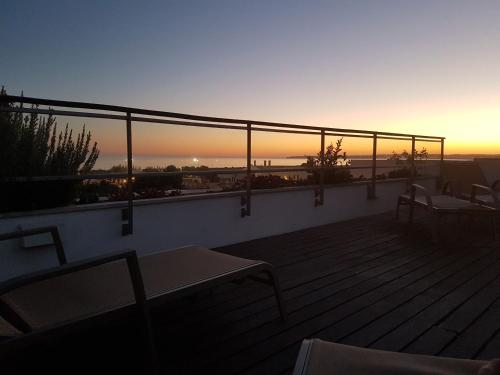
(2, 1, 500, 157)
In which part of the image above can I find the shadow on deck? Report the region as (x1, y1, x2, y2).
(10, 208, 500, 374)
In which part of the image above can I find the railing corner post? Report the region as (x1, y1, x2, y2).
(315, 130, 326, 207)
(438, 138, 445, 189)
(409, 135, 416, 190)
(368, 133, 378, 200)
(242, 123, 252, 217)
(125, 112, 134, 235)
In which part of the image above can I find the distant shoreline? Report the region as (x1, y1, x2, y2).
(94, 154, 500, 170)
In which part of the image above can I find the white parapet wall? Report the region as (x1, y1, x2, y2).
(0, 177, 436, 281)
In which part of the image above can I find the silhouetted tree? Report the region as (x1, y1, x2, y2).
(306, 138, 353, 184)
(0, 88, 100, 211)
(0, 88, 99, 177)
(389, 147, 428, 164)
(388, 147, 428, 178)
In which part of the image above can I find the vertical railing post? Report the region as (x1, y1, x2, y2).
(369, 132, 378, 199)
(315, 130, 325, 206)
(241, 123, 252, 217)
(409, 136, 416, 189)
(124, 112, 134, 235)
(439, 138, 445, 189)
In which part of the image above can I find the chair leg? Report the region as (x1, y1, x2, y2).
(396, 197, 402, 219)
(408, 200, 415, 225)
(431, 213, 440, 243)
(136, 307, 159, 375)
(264, 270, 288, 323)
(492, 215, 498, 242)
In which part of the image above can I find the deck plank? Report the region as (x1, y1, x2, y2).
(237, 245, 490, 375)
(440, 298, 500, 359)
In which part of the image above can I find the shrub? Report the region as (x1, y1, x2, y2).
(306, 138, 353, 184)
(388, 148, 428, 178)
(251, 175, 297, 189)
(0, 88, 100, 211)
(134, 165, 183, 192)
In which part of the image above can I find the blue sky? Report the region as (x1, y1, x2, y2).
(2, 0, 500, 155)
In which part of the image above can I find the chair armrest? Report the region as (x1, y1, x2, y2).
(0, 249, 158, 370)
(292, 339, 314, 375)
(411, 184, 433, 206)
(471, 184, 499, 205)
(0, 250, 142, 300)
(0, 226, 66, 265)
(492, 180, 500, 191)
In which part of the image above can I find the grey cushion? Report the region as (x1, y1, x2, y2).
(1, 245, 262, 330)
(298, 339, 486, 375)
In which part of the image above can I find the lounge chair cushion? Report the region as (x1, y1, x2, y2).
(430, 195, 482, 210)
(0, 316, 20, 337)
(299, 339, 486, 375)
(400, 194, 486, 210)
(1, 245, 262, 330)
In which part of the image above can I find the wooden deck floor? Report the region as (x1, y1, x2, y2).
(158, 209, 500, 374)
(8, 209, 500, 374)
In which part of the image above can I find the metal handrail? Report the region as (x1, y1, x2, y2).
(0, 95, 444, 140)
(0, 95, 445, 234)
(2, 107, 444, 143)
(0, 164, 436, 182)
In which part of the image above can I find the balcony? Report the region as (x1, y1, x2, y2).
(0, 95, 443, 279)
(1, 96, 499, 374)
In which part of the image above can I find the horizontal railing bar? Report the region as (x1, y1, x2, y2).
(249, 165, 426, 172)
(135, 169, 263, 176)
(137, 168, 306, 176)
(0, 106, 443, 143)
(0, 107, 127, 121)
(131, 116, 246, 131)
(377, 135, 443, 143)
(0, 107, 443, 142)
(250, 127, 320, 136)
(0, 95, 444, 140)
(324, 132, 378, 139)
(1, 174, 129, 182)
(0, 170, 254, 182)
(0, 163, 435, 182)
(324, 133, 439, 142)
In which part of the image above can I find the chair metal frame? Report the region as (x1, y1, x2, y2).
(0, 226, 288, 372)
(397, 184, 498, 242)
(0, 226, 158, 373)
